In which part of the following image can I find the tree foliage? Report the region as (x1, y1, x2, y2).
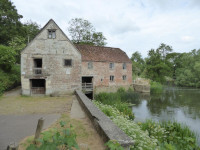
(22, 20, 41, 43)
(0, 1, 40, 95)
(175, 49, 200, 87)
(145, 43, 172, 83)
(131, 51, 145, 77)
(0, 0, 23, 45)
(0, 45, 16, 71)
(131, 43, 200, 87)
(68, 18, 107, 46)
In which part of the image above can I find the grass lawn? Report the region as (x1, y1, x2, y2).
(0, 92, 73, 115)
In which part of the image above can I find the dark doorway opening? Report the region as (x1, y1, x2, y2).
(82, 76, 93, 99)
(31, 79, 45, 94)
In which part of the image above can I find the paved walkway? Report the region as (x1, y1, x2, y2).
(0, 114, 60, 150)
(70, 99, 86, 119)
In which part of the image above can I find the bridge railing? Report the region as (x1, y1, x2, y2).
(82, 83, 93, 91)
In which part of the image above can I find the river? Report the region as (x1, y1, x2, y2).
(132, 86, 200, 144)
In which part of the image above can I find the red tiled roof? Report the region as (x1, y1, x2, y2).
(75, 44, 131, 63)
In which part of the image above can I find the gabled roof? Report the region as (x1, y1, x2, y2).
(21, 19, 80, 55)
(75, 44, 131, 63)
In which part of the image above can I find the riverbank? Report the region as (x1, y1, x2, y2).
(95, 88, 200, 149)
(132, 86, 200, 146)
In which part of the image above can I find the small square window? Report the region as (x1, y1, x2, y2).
(123, 63, 126, 69)
(48, 30, 56, 39)
(88, 62, 93, 69)
(123, 75, 127, 80)
(109, 63, 114, 69)
(64, 59, 72, 67)
(110, 75, 114, 82)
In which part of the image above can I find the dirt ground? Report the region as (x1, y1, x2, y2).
(19, 114, 105, 150)
(0, 87, 105, 150)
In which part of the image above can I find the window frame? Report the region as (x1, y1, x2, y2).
(109, 62, 114, 70)
(110, 75, 114, 82)
(123, 63, 126, 70)
(122, 75, 127, 81)
(64, 59, 72, 67)
(48, 29, 56, 39)
(88, 62, 93, 69)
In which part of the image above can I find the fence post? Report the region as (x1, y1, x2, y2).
(34, 118, 44, 144)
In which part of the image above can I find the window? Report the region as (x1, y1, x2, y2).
(123, 75, 127, 80)
(48, 30, 56, 39)
(88, 62, 93, 69)
(64, 59, 72, 67)
(110, 75, 114, 82)
(33, 58, 42, 74)
(34, 59, 42, 68)
(123, 63, 126, 69)
(109, 63, 114, 69)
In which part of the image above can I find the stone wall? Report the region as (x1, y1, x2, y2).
(81, 61, 132, 93)
(21, 20, 81, 95)
(75, 90, 134, 148)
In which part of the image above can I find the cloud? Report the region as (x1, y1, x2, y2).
(181, 36, 194, 42)
(11, 0, 200, 57)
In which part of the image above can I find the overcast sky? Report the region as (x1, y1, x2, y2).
(12, 0, 200, 58)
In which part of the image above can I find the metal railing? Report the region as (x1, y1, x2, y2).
(33, 68, 43, 75)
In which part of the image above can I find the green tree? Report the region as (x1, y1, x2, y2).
(68, 18, 107, 46)
(145, 44, 173, 83)
(0, 45, 16, 71)
(8, 36, 26, 63)
(22, 20, 41, 43)
(175, 49, 200, 87)
(157, 43, 173, 60)
(131, 51, 145, 77)
(0, 0, 23, 45)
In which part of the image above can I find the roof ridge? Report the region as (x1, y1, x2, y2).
(75, 44, 120, 50)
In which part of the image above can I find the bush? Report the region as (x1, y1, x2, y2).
(0, 64, 20, 95)
(117, 87, 126, 93)
(150, 81, 163, 94)
(95, 90, 136, 120)
(0, 45, 16, 71)
(94, 101, 200, 150)
(138, 120, 199, 150)
(26, 121, 79, 150)
(94, 101, 157, 150)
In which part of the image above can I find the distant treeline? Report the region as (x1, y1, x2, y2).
(131, 43, 200, 88)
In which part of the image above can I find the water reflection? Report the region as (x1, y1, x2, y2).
(132, 86, 200, 144)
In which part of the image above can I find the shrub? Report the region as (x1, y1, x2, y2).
(95, 91, 135, 120)
(150, 81, 163, 94)
(117, 87, 126, 93)
(139, 120, 199, 150)
(94, 101, 157, 150)
(0, 45, 16, 72)
(26, 121, 79, 150)
(105, 140, 124, 150)
(161, 121, 199, 150)
(95, 101, 200, 150)
(0, 64, 20, 95)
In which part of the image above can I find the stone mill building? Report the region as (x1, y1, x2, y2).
(21, 19, 132, 98)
